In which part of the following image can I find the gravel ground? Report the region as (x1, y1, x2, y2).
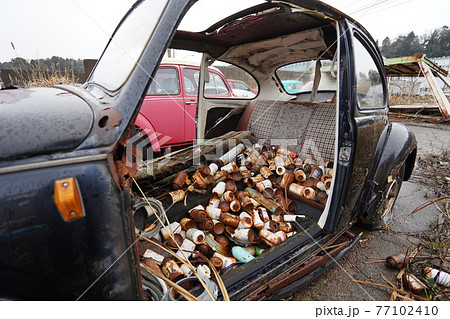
(289, 122, 449, 301)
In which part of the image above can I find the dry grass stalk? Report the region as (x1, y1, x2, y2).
(410, 196, 450, 215)
(401, 197, 450, 300)
(8, 60, 79, 87)
(354, 280, 428, 301)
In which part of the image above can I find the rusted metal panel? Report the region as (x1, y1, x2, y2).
(384, 54, 448, 77)
(245, 239, 351, 300)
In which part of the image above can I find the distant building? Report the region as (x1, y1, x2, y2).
(388, 56, 450, 95)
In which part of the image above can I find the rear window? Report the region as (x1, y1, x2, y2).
(205, 73, 229, 95)
(276, 59, 337, 95)
(209, 61, 258, 99)
(147, 67, 180, 95)
(183, 67, 230, 96)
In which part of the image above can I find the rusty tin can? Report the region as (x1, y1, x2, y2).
(172, 171, 189, 190)
(191, 170, 207, 189)
(225, 179, 237, 193)
(237, 211, 253, 229)
(284, 156, 296, 171)
(206, 206, 222, 219)
(212, 181, 226, 197)
(294, 168, 307, 183)
(229, 200, 241, 212)
(303, 187, 316, 199)
(198, 165, 211, 176)
(186, 228, 205, 244)
(212, 220, 225, 235)
(208, 163, 219, 175)
(189, 205, 207, 222)
(204, 175, 215, 186)
(222, 190, 235, 202)
(259, 229, 281, 246)
(161, 259, 185, 282)
(219, 201, 231, 212)
(277, 146, 297, 158)
(176, 238, 196, 260)
(199, 218, 214, 231)
(260, 166, 276, 182)
(274, 230, 287, 242)
(232, 228, 256, 243)
(258, 207, 270, 222)
(166, 233, 184, 248)
(256, 179, 272, 193)
(251, 209, 265, 229)
(403, 273, 427, 293)
(208, 197, 220, 208)
(245, 187, 284, 215)
(244, 153, 258, 167)
(274, 154, 285, 168)
(263, 220, 279, 232)
(386, 252, 406, 269)
(294, 157, 303, 168)
(160, 221, 182, 240)
(285, 198, 295, 211)
(279, 171, 295, 189)
(247, 175, 265, 188)
(309, 165, 323, 179)
(215, 235, 229, 248)
(217, 143, 246, 167)
(210, 256, 224, 270)
(278, 222, 294, 233)
(213, 170, 227, 182)
(316, 191, 328, 204)
(219, 212, 240, 228)
(167, 189, 186, 204)
(276, 166, 286, 176)
(180, 217, 197, 231)
(221, 161, 239, 174)
(196, 243, 211, 256)
(237, 191, 254, 212)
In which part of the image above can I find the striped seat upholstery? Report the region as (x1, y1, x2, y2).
(238, 100, 336, 162)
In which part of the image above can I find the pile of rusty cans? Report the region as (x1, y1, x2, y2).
(140, 143, 334, 284)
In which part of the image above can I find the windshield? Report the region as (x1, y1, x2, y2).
(88, 0, 168, 91)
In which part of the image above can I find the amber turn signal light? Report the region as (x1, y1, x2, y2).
(54, 177, 85, 222)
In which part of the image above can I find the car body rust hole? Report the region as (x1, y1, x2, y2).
(98, 115, 109, 128)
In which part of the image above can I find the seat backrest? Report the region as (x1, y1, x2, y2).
(237, 100, 336, 162)
(298, 103, 336, 162)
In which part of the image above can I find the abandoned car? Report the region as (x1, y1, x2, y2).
(0, 0, 416, 300)
(135, 59, 235, 152)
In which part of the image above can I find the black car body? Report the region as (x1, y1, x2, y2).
(0, 0, 416, 300)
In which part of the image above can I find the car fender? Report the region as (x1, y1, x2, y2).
(362, 122, 416, 212)
(134, 114, 161, 152)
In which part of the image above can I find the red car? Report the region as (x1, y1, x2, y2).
(227, 79, 258, 95)
(135, 59, 233, 152)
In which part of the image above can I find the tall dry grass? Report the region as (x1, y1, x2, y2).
(8, 59, 79, 87)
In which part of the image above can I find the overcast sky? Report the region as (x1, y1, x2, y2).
(0, 0, 448, 62)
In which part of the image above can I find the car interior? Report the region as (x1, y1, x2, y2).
(135, 1, 342, 300)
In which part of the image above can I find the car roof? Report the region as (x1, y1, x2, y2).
(160, 57, 201, 67)
(160, 58, 222, 73)
(171, 0, 371, 58)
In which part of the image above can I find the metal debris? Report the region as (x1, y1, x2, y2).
(135, 142, 335, 300)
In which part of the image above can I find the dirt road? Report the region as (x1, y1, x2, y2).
(290, 121, 449, 301)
